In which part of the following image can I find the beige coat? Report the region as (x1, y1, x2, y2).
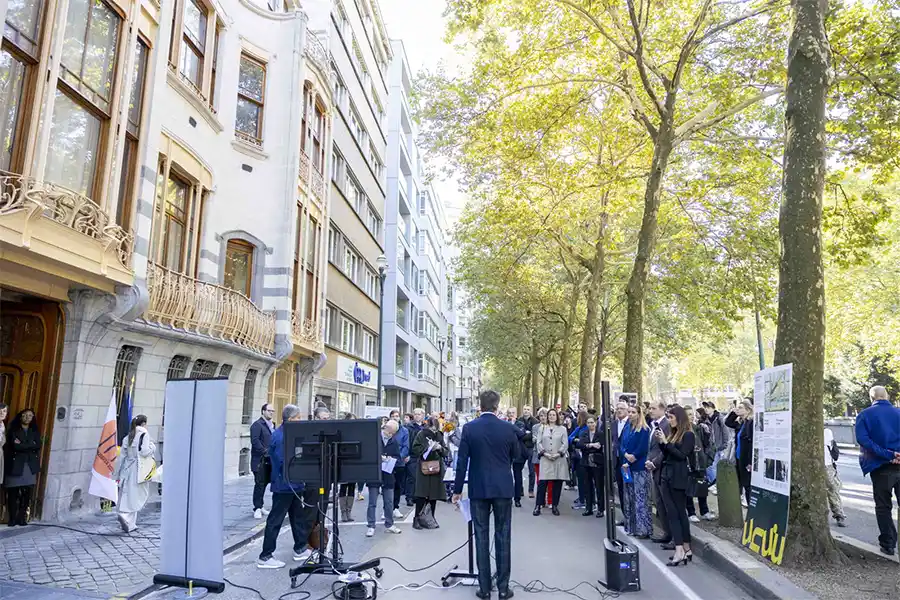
(537, 425, 569, 480)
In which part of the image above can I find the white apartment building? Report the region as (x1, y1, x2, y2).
(302, 0, 391, 419)
(0, 0, 330, 522)
(454, 294, 481, 412)
(379, 41, 457, 415)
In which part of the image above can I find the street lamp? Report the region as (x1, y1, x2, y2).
(437, 335, 446, 412)
(376, 254, 388, 405)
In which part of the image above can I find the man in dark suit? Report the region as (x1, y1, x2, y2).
(453, 390, 519, 600)
(645, 400, 672, 545)
(610, 400, 629, 523)
(250, 403, 276, 519)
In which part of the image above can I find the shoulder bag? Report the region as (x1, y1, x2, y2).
(420, 459, 441, 475)
(137, 433, 158, 483)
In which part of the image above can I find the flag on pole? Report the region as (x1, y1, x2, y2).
(89, 392, 119, 503)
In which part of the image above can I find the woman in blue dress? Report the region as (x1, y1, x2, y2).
(619, 403, 652, 538)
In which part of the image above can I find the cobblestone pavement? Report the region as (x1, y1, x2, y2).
(0, 476, 267, 598)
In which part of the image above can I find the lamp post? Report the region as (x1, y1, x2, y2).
(376, 255, 388, 405)
(437, 335, 446, 412)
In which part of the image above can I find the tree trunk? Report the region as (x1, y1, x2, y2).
(530, 340, 541, 409)
(523, 369, 532, 408)
(622, 130, 674, 399)
(775, 0, 840, 564)
(775, 0, 842, 562)
(542, 360, 552, 408)
(553, 361, 561, 408)
(579, 204, 607, 406)
(560, 284, 579, 403)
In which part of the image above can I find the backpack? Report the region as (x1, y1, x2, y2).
(828, 439, 840, 462)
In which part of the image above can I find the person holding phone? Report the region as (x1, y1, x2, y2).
(576, 414, 605, 517)
(725, 400, 754, 506)
(620, 403, 652, 538)
(658, 405, 696, 566)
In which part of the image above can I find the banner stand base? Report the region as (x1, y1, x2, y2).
(153, 574, 225, 594)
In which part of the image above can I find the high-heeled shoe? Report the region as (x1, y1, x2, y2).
(666, 553, 691, 567)
(668, 552, 693, 562)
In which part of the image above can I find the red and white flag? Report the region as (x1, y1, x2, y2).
(89, 392, 119, 503)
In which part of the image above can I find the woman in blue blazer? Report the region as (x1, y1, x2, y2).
(619, 403, 652, 538)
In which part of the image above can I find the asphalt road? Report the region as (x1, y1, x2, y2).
(161, 486, 756, 600)
(833, 447, 885, 548)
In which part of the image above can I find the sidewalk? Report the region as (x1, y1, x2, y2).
(0, 476, 267, 599)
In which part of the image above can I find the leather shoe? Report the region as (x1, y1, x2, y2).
(514, 500, 522, 508)
(661, 542, 676, 551)
(476, 591, 491, 599)
(499, 590, 514, 599)
(880, 545, 896, 556)
(650, 536, 671, 544)
(551, 507, 560, 516)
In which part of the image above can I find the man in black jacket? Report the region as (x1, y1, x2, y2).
(250, 403, 276, 519)
(507, 407, 528, 507)
(645, 401, 672, 545)
(516, 405, 539, 498)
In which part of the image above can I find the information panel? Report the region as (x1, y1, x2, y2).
(743, 364, 792, 565)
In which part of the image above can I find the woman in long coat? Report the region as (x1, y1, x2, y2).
(411, 416, 448, 529)
(115, 415, 156, 532)
(533, 408, 569, 516)
(0, 403, 7, 491)
(5, 408, 41, 526)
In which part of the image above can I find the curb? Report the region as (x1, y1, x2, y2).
(832, 530, 899, 564)
(127, 522, 267, 599)
(690, 527, 818, 600)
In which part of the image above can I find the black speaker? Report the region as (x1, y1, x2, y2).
(600, 538, 641, 592)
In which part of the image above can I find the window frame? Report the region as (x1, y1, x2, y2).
(235, 52, 266, 145)
(223, 238, 255, 298)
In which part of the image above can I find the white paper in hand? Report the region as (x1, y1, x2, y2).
(381, 456, 397, 473)
(459, 498, 472, 523)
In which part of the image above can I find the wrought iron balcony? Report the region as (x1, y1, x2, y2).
(299, 150, 310, 184)
(0, 170, 134, 270)
(291, 310, 323, 353)
(144, 263, 276, 355)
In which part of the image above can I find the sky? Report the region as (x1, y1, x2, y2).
(378, 0, 467, 227)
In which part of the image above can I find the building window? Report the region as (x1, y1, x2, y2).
(334, 1, 350, 39)
(325, 305, 334, 344)
(348, 174, 365, 213)
(364, 268, 377, 299)
(179, 0, 207, 87)
(113, 345, 143, 440)
(362, 331, 376, 362)
(2, 0, 48, 172)
(158, 169, 190, 271)
(331, 149, 344, 186)
(219, 364, 232, 378)
(167, 355, 190, 380)
(332, 64, 347, 111)
(235, 54, 266, 145)
(116, 38, 149, 231)
(341, 317, 357, 354)
(241, 369, 258, 424)
(46, 0, 121, 198)
(368, 143, 383, 180)
(349, 107, 366, 146)
(191, 359, 219, 379)
(223, 239, 254, 297)
(312, 101, 325, 172)
(344, 247, 359, 281)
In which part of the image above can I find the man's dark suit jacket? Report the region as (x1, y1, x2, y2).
(250, 417, 274, 472)
(453, 413, 519, 500)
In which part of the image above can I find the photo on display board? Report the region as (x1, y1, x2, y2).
(763, 369, 791, 412)
(775, 460, 788, 482)
(764, 458, 776, 480)
(753, 448, 760, 472)
(756, 413, 765, 432)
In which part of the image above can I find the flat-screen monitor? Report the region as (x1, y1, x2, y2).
(283, 419, 381, 486)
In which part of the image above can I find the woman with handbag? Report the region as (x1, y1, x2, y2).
(576, 414, 605, 518)
(686, 406, 716, 522)
(533, 408, 569, 516)
(657, 405, 696, 566)
(411, 416, 448, 529)
(4, 408, 41, 526)
(115, 415, 156, 533)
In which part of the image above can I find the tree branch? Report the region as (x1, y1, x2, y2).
(674, 87, 783, 142)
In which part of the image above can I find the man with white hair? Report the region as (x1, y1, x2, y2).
(366, 419, 403, 537)
(855, 385, 900, 556)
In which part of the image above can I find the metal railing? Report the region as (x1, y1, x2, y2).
(291, 310, 322, 347)
(144, 262, 276, 355)
(235, 129, 263, 148)
(0, 170, 134, 268)
(311, 168, 325, 200)
(299, 149, 310, 184)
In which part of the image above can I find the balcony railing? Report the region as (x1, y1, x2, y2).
(299, 149, 310, 184)
(305, 29, 330, 80)
(291, 310, 322, 348)
(311, 169, 324, 200)
(144, 262, 276, 355)
(235, 129, 263, 148)
(0, 170, 134, 268)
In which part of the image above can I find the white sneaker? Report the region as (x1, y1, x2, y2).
(393, 509, 403, 519)
(366, 528, 375, 537)
(261, 508, 270, 516)
(741, 497, 748, 508)
(257, 557, 285, 569)
(709, 485, 718, 495)
(293, 549, 313, 562)
(688, 515, 700, 523)
(357, 493, 365, 501)
(701, 512, 717, 521)
(253, 509, 263, 519)
(385, 526, 402, 534)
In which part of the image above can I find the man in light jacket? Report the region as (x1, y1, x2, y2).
(250, 403, 276, 519)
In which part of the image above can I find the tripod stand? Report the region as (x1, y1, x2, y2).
(289, 431, 382, 589)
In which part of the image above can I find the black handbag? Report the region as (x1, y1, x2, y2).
(687, 475, 709, 498)
(256, 455, 272, 485)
